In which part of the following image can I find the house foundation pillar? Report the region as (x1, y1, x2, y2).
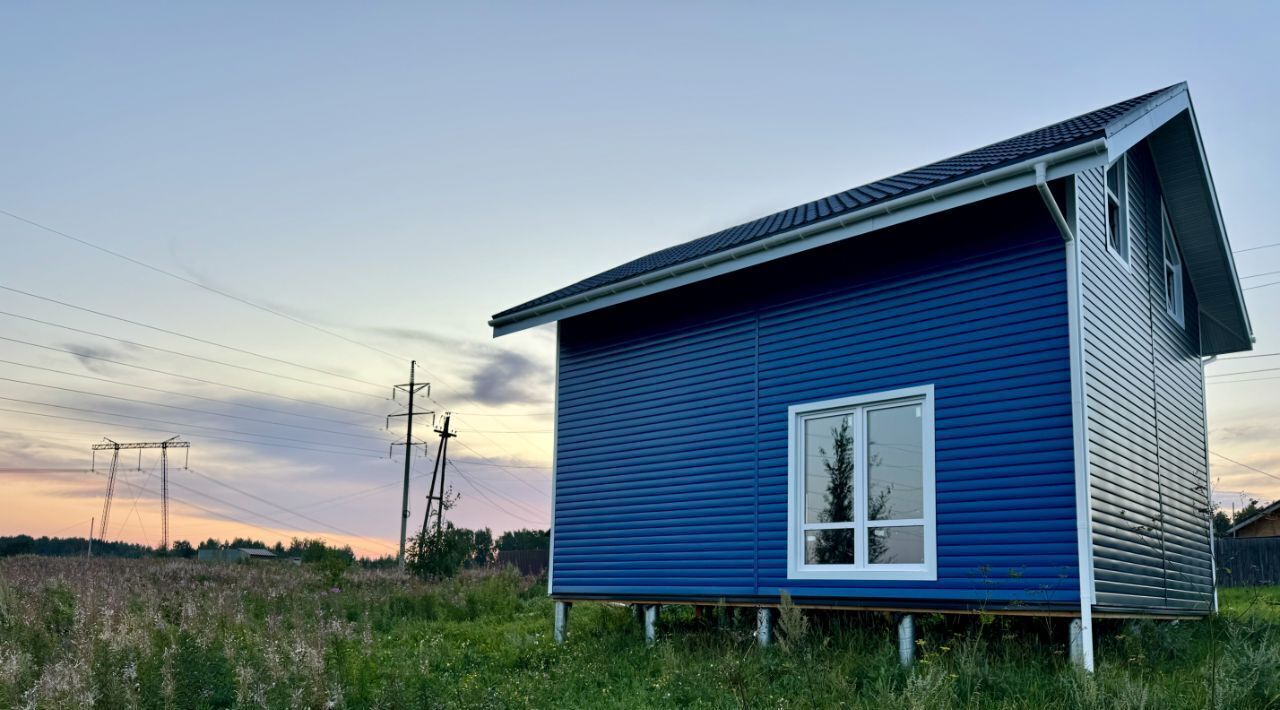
(644, 604, 659, 646)
(756, 607, 773, 647)
(553, 601, 571, 644)
(897, 614, 915, 667)
(1069, 617, 1094, 671)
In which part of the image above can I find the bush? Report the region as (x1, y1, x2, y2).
(38, 583, 75, 637)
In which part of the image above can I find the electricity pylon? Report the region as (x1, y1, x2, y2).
(91, 437, 190, 550)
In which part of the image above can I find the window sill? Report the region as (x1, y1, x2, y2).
(787, 565, 938, 582)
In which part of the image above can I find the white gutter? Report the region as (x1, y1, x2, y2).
(492, 137, 1108, 334)
(1035, 162, 1074, 242)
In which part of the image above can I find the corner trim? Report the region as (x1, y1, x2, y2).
(1064, 173, 1097, 671)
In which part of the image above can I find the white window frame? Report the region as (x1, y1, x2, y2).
(1161, 201, 1185, 327)
(1105, 155, 1130, 267)
(786, 384, 937, 581)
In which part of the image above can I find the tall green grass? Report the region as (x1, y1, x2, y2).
(0, 557, 1276, 708)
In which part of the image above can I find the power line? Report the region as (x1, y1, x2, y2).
(1242, 280, 1280, 292)
(0, 208, 411, 364)
(0, 357, 367, 426)
(1210, 450, 1280, 484)
(1206, 366, 1280, 379)
(0, 405, 382, 458)
(0, 334, 381, 417)
(1205, 375, 1280, 387)
(184, 467, 396, 553)
(451, 410, 554, 417)
(0, 375, 387, 442)
(1217, 352, 1280, 361)
(1239, 269, 1280, 280)
(451, 438, 548, 492)
(88, 465, 362, 552)
(1233, 241, 1280, 254)
(447, 459, 546, 519)
(447, 463, 546, 526)
(0, 282, 391, 390)
(0, 309, 387, 400)
(0, 394, 383, 454)
(451, 457, 550, 470)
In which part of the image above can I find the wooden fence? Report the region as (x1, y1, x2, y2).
(1215, 537, 1280, 587)
(493, 549, 549, 577)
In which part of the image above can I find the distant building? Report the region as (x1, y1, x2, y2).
(1228, 501, 1280, 538)
(197, 547, 283, 563)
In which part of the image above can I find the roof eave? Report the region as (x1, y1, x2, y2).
(1135, 86, 1253, 354)
(491, 138, 1109, 337)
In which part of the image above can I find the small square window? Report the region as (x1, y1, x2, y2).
(1106, 158, 1129, 264)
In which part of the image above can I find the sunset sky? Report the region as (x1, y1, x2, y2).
(2, 2, 1278, 557)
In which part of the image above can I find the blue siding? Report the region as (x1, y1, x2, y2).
(554, 193, 1079, 607)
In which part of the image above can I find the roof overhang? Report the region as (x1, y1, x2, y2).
(492, 84, 1253, 353)
(1133, 89, 1253, 354)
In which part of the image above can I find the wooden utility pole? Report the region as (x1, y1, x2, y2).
(421, 414, 456, 537)
(389, 361, 432, 572)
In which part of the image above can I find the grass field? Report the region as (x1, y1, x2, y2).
(0, 557, 1278, 709)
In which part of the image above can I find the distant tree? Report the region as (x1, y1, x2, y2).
(170, 540, 196, 558)
(407, 524, 472, 579)
(1233, 498, 1265, 526)
(496, 529, 550, 551)
(0, 535, 35, 557)
(271, 541, 286, 556)
(469, 528, 495, 568)
(1213, 509, 1232, 537)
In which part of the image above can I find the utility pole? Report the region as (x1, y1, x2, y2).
(87, 517, 94, 559)
(91, 437, 189, 550)
(389, 361, 432, 572)
(421, 413, 456, 537)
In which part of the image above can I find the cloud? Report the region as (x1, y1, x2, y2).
(60, 342, 136, 375)
(466, 350, 551, 406)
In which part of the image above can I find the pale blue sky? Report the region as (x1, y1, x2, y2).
(2, 2, 1278, 553)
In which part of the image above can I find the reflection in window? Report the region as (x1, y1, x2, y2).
(793, 388, 933, 575)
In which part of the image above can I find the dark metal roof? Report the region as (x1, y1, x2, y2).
(493, 87, 1173, 322)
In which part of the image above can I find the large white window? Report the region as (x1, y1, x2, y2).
(1162, 202, 1185, 326)
(787, 385, 936, 581)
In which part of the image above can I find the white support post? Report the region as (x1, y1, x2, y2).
(644, 604, 659, 646)
(897, 614, 915, 668)
(756, 607, 773, 647)
(553, 601, 570, 644)
(1069, 617, 1094, 671)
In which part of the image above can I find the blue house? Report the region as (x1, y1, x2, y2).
(490, 84, 1252, 670)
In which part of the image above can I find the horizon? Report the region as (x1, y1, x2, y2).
(3, 2, 1278, 558)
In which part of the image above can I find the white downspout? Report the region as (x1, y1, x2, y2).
(1042, 164, 1095, 671)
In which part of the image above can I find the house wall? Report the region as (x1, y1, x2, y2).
(1076, 144, 1214, 613)
(552, 192, 1080, 609)
(1236, 514, 1280, 539)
